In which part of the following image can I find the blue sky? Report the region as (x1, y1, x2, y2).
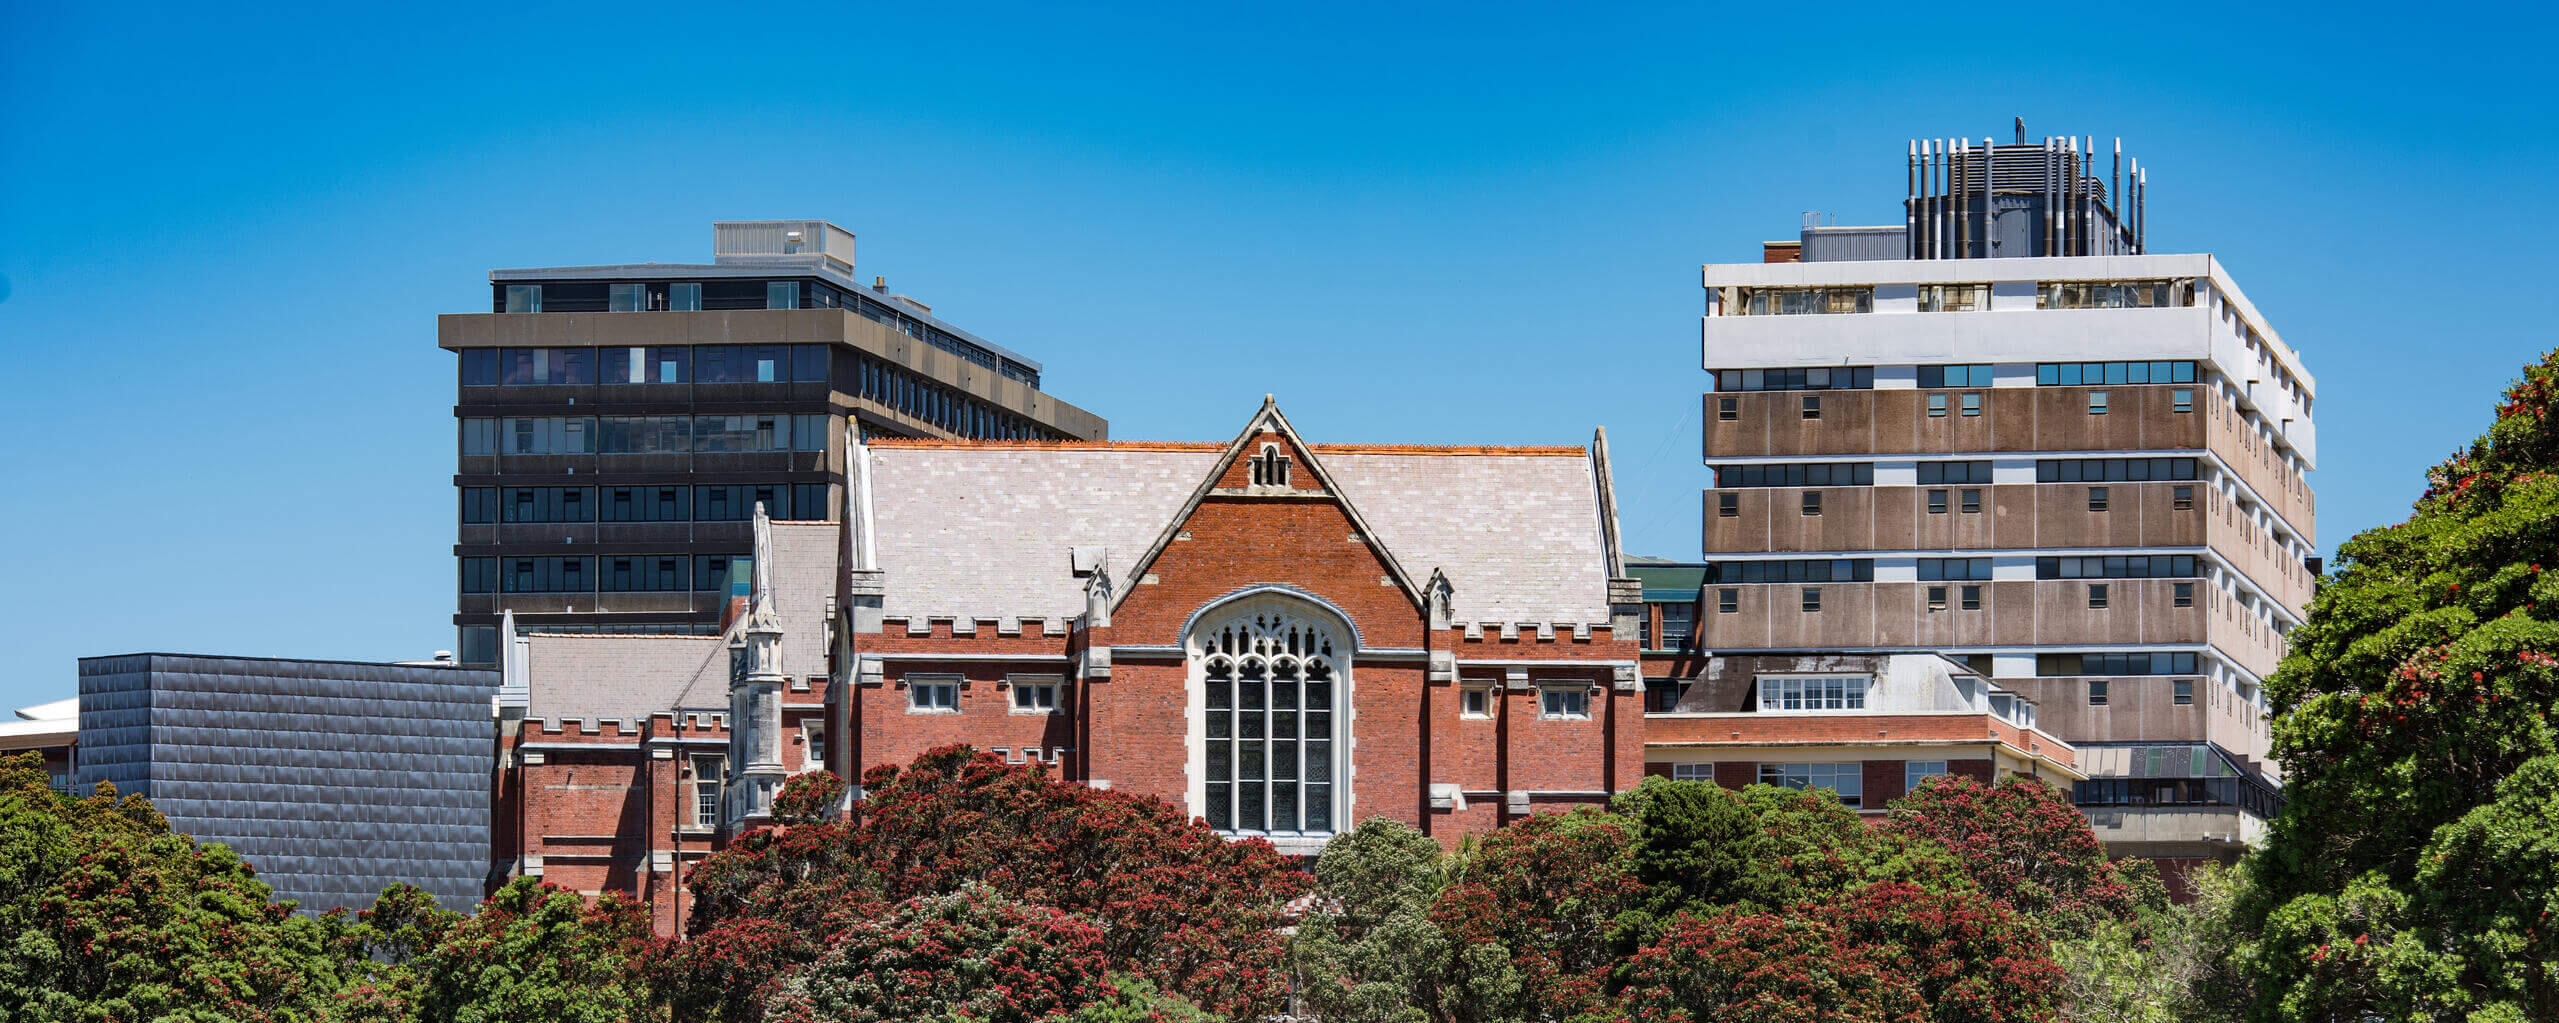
(2, 2, 2551, 707)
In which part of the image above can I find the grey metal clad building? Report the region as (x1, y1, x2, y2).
(75, 654, 500, 915)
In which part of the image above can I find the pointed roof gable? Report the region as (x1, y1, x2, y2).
(1111, 397, 1426, 616)
(858, 404, 1617, 631)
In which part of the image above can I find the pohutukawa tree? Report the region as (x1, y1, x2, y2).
(2241, 350, 2559, 1022)
(666, 746, 1306, 1022)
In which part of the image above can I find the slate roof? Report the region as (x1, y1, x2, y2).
(522, 520, 839, 722)
(864, 440, 1614, 630)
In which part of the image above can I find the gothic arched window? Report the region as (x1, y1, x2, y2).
(1193, 601, 1341, 835)
(1249, 444, 1290, 487)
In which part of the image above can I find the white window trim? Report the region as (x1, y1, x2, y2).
(905, 675, 962, 714)
(1008, 675, 1065, 715)
(1460, 684, 1494, 719)
(1755, 673, 1873, 713)
(1538, 683, 1593, 720)
(1185, 596, 1353, 840)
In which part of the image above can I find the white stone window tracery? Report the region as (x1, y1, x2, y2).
(1249, 444, 1290, 487)
(1193, 601, 1342, 836)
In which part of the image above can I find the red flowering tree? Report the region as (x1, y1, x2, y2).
(769, 770, 847, 824)
(672, 746, 1307, 1020)
(1882, 774, 2132, 938)
(1816, 882, 2062, 1023)
(761, 885, 1117, 1023)
(1432, 808, 1643, 1017)
(1615, 909, 1928, 1023)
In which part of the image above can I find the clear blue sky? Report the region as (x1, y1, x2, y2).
(2, 2, 2551, 707)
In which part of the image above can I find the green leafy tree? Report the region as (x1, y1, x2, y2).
(1059, 975, 1218, 1023)
(1608, 779, 1965, 950)
(413, 876, 663, 1023)
(2051, 864, 2251, 1023)
(761, 885, 1116, 1023)
(1290, 818, 1517, 1023)
(0, 752, 354, 1022)
(2241, 351, 2559, 1022)
(323, 883, 464, 1023)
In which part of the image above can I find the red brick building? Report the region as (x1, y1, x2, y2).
(494, 400, 1651, 931)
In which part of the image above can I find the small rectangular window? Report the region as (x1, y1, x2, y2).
(2088, 390, 2110, 415)
(1671, 763, 1713, 781)
(908, 677, 960, 712)
(2089, 486, 2110, 512)
(1960, 489, 1982, 514)
(1719, 492, 1739, 518)
(2172, 388, 2194, 413)
(609, 283, 646, 312)
(1718, 588, 1740, 614)
(1718, 396, 1738, 421)
(1928, 585, 1948, 611)
(1960, 585, 1982, 610)
(2174, 680, 2195, 705)
(504, 284, 540, 313)
(804, 724, 826, 770)
(1010, 680, 1061, 714)
(2088, 680, 2110, 706)
(1927, 489, 1948, 515)
(767, 281, 801, 309)
(2088, 583, 2110, 609)
(2174, 582, 2195, 607)
(668, 282, 702, 311)
(1801, 395, 1822, 420)
(1539, 686, 1590, 720)
(1801, 587, 1822, 612)
(1906, 760, 1949, 792)
(1801, 491, 1822, 516)
(2174, 485, 2195, 510)
(1961, 392, 1982, 417)
(1928, 393, 1948, 418)
(1461, 687, 1491, 718)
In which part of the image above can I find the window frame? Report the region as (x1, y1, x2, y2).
(1461, 686, 1493, 719)
(1756, 761, 1864, 808)
(907, 676, 962, 713)
(1538, 685, 1591, 721)
(689, 754, 725, 829)
(1009, 676, 1063, 715)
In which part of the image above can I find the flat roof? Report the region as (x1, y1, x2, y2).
(487, 259, 1042, 374)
